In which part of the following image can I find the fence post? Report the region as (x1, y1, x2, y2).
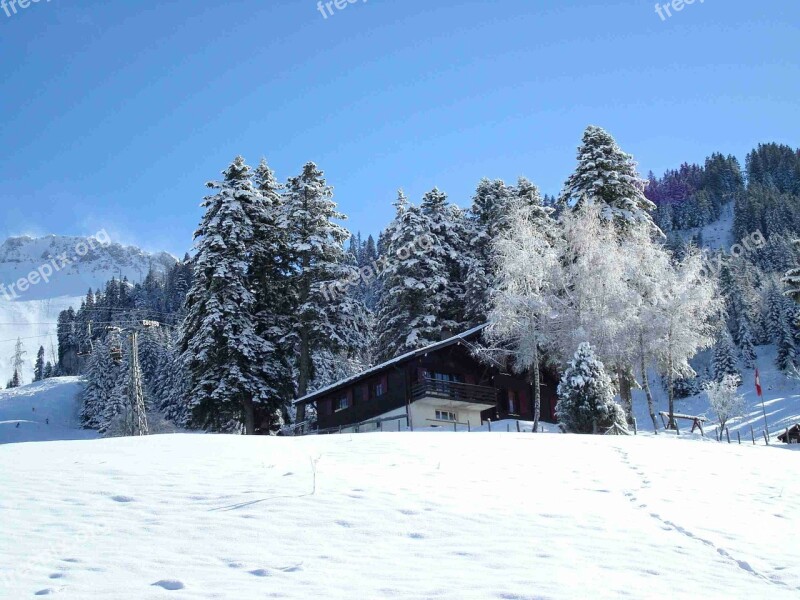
(786, 428, 790, 445)
(516, 420, 521, 433)
(698, 422, 704, 437)
(398, 419, 401, 432)
(453, 421, 457, 433)
(467, 421, 471, 432)
(633, 418, 638, 435)
(674, 419, 680, 436)
(725, 427, 731, 444)
(488, 419, 492, 432)
(507, 423, 510, 432)
(737, 431, 741, 445)
(763, 431, 769, 445)
(751, 426, 756, 445)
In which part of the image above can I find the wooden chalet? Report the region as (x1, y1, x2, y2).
(777, 424, 800, 444)
(294, 325, 559, 433)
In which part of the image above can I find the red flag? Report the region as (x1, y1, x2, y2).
(755, 368, 763, 397)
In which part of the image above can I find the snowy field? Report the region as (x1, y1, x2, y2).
(2, 429, 799, 599)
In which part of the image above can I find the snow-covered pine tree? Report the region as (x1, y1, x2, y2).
(6, 370, 21, 389)
(34, 346, 45, 382)
(179, 156, 278, 434)
(420, 187, 471, 333)
(737, 317, 757, 368)
(559, 125, 660, 235)
(81, 339, 120, 429)
(775, 296, 798, 372)
(556, 343, 627, 434)
(250, 158, 296, 427)
(784, 240, 800, 303)
(284, 161, 370, 400)
(712, 329, 740, 383)
(43, 362, 54, 379)
(376, 191, 448, 361)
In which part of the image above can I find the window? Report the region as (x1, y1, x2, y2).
(374, 376, 387, 397)
(435, 410, 457, 422)
(335, 395, 350, 411)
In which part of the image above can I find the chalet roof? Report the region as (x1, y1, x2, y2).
(293, 324, 489, 406)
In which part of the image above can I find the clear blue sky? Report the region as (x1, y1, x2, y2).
(1, 0, 797, 256)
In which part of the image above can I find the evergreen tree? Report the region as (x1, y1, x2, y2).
(376, 191, 448, 360)
(737, 318, 757, 369)
(784, 240, 800, 303)
(712, 329, 740, 383)
(250, 157, 296, 425)
(284, 162, 369, 398)
(81, 339, 120, 429)
(43, 362, 54, 379)
(34, 346, 46, 382)
(179, 156, 278, 434)
(420, 187, 470, 333)
(560, 125, 659, 235)
(775, 296, 798, 372)
(6, 370, 21, 389)
(555, 343, 627, 434)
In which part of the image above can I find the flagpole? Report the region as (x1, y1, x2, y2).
(756, 367, 769, 436)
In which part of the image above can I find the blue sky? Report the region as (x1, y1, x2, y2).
(0, 0, 798, 256)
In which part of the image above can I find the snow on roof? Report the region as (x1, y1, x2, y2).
(293, 324, 489, 405)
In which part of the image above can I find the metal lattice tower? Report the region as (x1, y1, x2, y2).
(126, 330, 149, 436)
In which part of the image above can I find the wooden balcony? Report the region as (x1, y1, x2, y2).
(411, 378, 497, 407)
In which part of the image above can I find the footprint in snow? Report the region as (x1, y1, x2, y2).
(49, 573, 65, 579)
(152, 580, 185, 590)
(249, 569, 270, 577)
(111, 495, 135, 503)
(34, 589, 54, 596)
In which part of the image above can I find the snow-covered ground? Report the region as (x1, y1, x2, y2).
(0, 377, 97, 445)
(1, 430, 799, 598)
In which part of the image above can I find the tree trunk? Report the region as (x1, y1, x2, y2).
(298, 326, 311, 398)
(531, 345, 541, 433)
(640, 352, 658, 433)
(617, 367, 634, 425)
(242, 396, 256, 435)
(667, 332, 675, 430)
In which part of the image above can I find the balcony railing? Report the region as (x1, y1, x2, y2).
(411, 378, 497, 406)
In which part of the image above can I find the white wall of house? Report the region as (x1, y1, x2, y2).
(408, 400, 486, 430)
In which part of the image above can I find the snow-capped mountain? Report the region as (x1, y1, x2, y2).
(0, 234, 176, 384)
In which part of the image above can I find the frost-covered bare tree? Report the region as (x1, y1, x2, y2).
(485, 191, 560, 431)
(704, 374, 745, 432)
(648, 248, 721, 428)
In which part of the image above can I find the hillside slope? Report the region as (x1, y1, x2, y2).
(0, 377, 97, 445)
(0, 433, 798, 599)
(631, 345, 800, 440)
